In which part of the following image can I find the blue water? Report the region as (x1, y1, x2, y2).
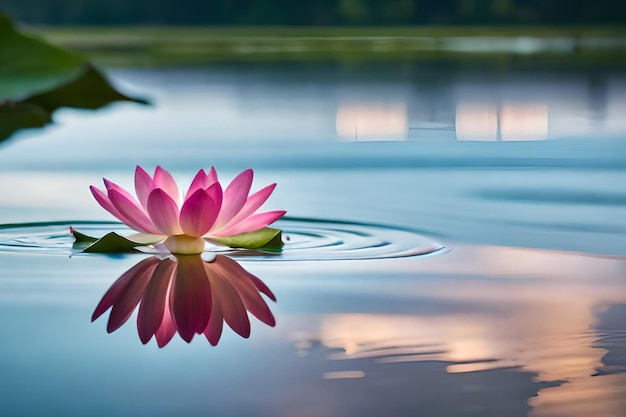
(1, 63, 625, 416)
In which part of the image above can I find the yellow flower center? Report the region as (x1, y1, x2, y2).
(163, 235, 206, 254)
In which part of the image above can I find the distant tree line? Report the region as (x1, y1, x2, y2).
(2, 0, 626, 25)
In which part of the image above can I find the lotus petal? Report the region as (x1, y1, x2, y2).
(214, 169, 253, 228)
(104, 179, 140, 204)
(147, 188, 183, 235)
(223, 183, 277, 229)
(90, 185, 124, 222)
(155, 295, 176, 348)
(153, 166, 180, 204)
(109, 188, 162, 234)
(107, 260, 158, 333)
(179, 189, 218, 237)
(204, 270, 224, 346)
(134, 165, 154, 211)
(185, 169, 209, 200)
(92, 257, 159, 321)
(246, 271, 277, 302)
(206, 167, 218, 186)
(137, 258, 176, 344)
(205, 182, 223, 217)
(172, 255, 212, 342)
(216, 210, 286, 237)
(214, 256, 275, 326)
(185, 167, 221, 200)
(208, 270, 250, 338)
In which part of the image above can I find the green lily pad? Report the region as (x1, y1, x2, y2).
(26, 63, 148, 112)
(213, 228, 284, 250)
(0, 13, 84, 102)
(71, 229, 156, 253)
(0, 12, 147, 143)
(69, 227, 99, 244)
(71, 227, 284, 253)
(82, 232, 146, 253)
(0, 102, 52, 140)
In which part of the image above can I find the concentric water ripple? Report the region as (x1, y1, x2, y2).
(0, 218, 443, 260)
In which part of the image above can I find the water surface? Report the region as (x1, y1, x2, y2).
(0, 61, 625, 416)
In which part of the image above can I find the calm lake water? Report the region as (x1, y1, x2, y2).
(1, 61, 626, 416)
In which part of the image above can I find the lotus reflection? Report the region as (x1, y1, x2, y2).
(92, 254, 276, 347)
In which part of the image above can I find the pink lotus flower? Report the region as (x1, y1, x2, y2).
(90, 166, 286, 254)
(92, 254, 277, 347)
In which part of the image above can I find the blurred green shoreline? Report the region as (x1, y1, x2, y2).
(24, 26, 626, 67)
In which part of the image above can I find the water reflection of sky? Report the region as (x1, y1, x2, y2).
(276, 245, 626, 416)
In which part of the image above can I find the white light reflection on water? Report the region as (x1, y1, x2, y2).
(336, 102, 408, 141)
(456, 103, 548, 141)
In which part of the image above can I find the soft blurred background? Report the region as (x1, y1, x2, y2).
(2, 2, 626, 417)
(3, 0, 626, 25)
(4, 0, 626, 67)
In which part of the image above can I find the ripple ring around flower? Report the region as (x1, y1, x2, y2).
(0, 217, 445, 261)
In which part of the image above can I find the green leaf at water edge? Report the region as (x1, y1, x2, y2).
(213, 228, 284, 250)
(0, 12, 148, 143)
(70, 227, 98, 244)
(0, 102, 52, 140)
(71, 227, 284, 253)
(83, 232, 145, 253)
(26, 64, 148, 112)
(71, 230, 157, 253)
(0, 13, 84, 102)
